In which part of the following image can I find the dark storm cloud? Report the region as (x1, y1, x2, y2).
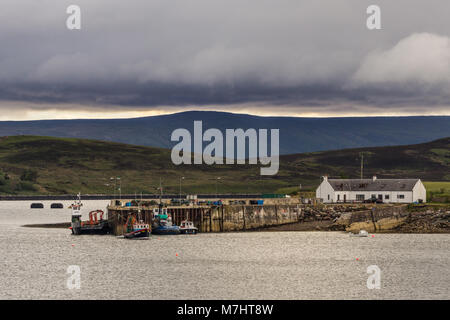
(0, 0, 449, 117)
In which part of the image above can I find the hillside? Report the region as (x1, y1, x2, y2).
(0, 135, 448, 195)
(0, 111, 450, 155)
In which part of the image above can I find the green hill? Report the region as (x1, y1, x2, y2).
(0, 135, 448, 195)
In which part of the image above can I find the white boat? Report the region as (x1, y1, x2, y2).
(349, 230, 369, 237)
(179, 220, 198, 234)
(177, 203, 198, 234)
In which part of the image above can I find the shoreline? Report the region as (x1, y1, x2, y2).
(0, 194, 262, 201)
(21, 220, 450, 234)
(19, 203, 450, 234)
(22, 222, 70, 228)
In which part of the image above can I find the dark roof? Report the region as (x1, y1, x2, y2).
(327, 179, 420, 192)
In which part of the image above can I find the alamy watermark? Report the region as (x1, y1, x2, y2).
(66, 5, 381, 31)
(67, 265, 81, 290)
(366, 265, 381, 289)
(66, 5, 81, 30)
(367, 5, 381, 30)
(171, 121, 279, 176)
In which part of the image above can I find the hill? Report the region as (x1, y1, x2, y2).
(0, 135, 448, 195)
(0, 111, 450, 154)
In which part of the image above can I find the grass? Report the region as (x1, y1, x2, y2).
(424, 181, 450, 203)
(0, 135, 448, 195)
(423, 181, 450, 192)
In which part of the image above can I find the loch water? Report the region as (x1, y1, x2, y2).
(0, 200, 448, 299)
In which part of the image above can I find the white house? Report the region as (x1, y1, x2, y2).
(316, 176, 426, 204)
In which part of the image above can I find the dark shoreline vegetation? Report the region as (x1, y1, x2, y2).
(0, 135, 448, 203)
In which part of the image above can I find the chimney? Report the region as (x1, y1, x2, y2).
(372, 175, 377, 181)
(323, 175, 328, 182)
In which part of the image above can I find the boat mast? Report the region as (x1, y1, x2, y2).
(158, 177, 163, 212)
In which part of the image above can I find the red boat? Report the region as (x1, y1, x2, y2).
(123, 214, 150, 239)
(70, 194, 110, 235)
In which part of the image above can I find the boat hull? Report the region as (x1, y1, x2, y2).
(124, 228, 150, 239)
(180, 228, 198, 234)
(152, 226, 180, 235)
(72, 221, 110, 235)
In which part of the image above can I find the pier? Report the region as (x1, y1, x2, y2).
(107, 197, 302, 235)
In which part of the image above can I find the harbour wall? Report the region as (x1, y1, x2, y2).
(107, 204, 302, 235)
(333, 205, 408, 226)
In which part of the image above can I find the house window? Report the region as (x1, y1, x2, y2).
(327, 194, 330, 200)
(385, 195, 390, 200)
(397, 194, 405, 199)
(356, 194, 364, 201)
(337, 195, 340, 201)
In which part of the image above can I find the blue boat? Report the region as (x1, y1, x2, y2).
(151, 208, 180, 235)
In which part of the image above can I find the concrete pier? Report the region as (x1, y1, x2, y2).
(107, 203, 302, 235)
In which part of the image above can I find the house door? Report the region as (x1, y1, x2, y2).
(378, 194, 382, 200)
(343, 195, 346, 203)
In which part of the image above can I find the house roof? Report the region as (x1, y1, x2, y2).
(327, 179, 420, 192)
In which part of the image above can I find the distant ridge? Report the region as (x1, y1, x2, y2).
(0, 111, 449, 154)
(0, 135, 448, 195)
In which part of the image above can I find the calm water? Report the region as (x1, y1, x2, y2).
(0, 200, 448, 299)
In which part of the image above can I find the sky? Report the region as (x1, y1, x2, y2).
(0, 0, 449, 120)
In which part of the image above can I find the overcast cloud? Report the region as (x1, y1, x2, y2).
(0, 0, 449, 119)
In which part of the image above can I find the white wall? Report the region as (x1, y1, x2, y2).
(333, 191, 413, 203)
(316, 179, 426, 203)
(316, 179, 334, 203)
(412, 180, 427, 203)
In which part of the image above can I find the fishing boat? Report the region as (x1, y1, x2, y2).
(179, 220, 198, 234)
(151, 180, 180, 235)
(179, 207, 198, 234)
(70, 193, 110, 235)
(123, 212, 150, 239)
(152, 208, 180, 235)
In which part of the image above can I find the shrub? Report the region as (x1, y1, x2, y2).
(20, 169, 38, 182)
(15, 181, 37, 191)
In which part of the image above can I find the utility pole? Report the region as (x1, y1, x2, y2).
(159, 177, 163, 207)
(110, 176, 121, 202)
(361, 153, 363, 179)
(118, 177, 121, 201)
(110, 177, 116, 200)
(360, 153, 364, 179)
(179, 176, 185, 201)
(216, 177, 221, 199)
